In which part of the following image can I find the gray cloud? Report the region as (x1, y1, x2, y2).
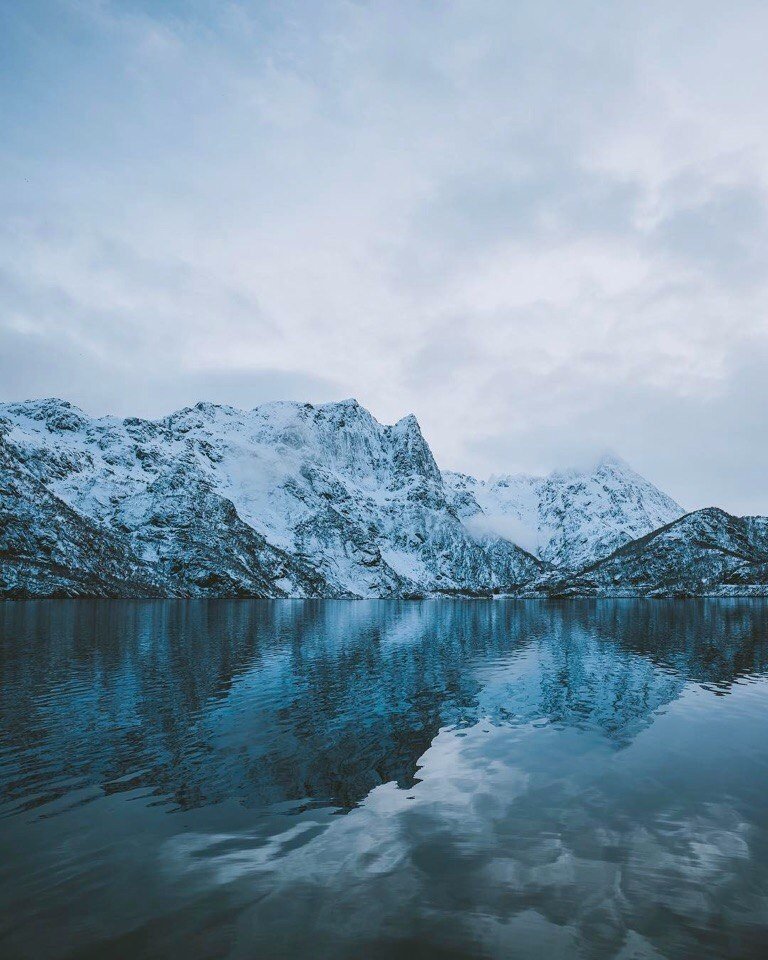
(2, 0, 768, 511)
(0, 324, 342, 418)
(651, 182, 768, 286)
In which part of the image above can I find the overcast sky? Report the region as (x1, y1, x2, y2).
(2, 1, 768, 512)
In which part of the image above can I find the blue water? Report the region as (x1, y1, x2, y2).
(1, 599, 768, 959)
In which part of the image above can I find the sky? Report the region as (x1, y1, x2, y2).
(1, 0, 768, 513)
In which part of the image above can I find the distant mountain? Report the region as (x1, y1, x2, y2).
(525, 507, 768, 597)
(0, 398, 541, 599)
(443, 454, 685, 570)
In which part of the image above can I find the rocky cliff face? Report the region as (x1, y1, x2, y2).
(0, 436, 162, 598)
(0, 398, 542, 598)
(444, 454, 685, 570)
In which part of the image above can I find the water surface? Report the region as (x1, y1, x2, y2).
(1, 599, 768, 959)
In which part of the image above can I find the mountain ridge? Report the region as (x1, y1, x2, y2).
(1, 396, 766, 599)
(521, 507, 768, 598)
(0, 397, 541, 599)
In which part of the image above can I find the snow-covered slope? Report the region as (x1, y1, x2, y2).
(524, 508, 768, 597)
(0, 398, 542, 599)
(444, 454, 685, 570)
(0, 435, 162, 598)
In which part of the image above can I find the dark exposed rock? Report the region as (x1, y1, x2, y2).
(522, 508, 768, 597)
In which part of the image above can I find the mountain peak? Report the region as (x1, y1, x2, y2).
(318, 397, 363, 414)
(443, 454, 685, 569)
(392, 412, 420, 433)
(2, 397, 90, 433)
(595, 451, 630, 471)
(8, 397, 83, 415)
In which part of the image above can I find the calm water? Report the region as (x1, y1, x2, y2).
(1, 601, 768, 959)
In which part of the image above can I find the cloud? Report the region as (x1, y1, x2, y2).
(464, 512, 541, 556)
(0, 323, 343, 418)
(2, 0, 768, 511)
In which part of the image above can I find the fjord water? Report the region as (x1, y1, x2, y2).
(1, 601, 768, 959)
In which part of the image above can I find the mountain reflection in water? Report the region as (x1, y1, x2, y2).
(1, 599, 768, 959)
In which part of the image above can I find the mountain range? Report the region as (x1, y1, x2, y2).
(1, 397, 766, 599)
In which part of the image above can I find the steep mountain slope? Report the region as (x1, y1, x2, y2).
(526, 508, 768, 597)
(444, 454, 685, 570)
(0, 437, 162, 598)
(0, 398, 542, 599)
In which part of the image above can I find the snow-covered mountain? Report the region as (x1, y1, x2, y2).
(3, 396, 767, 599)
(443, 454, 685, 570)
(524, 508, 768, 598)
(0, 398, 542, 598)
(0, 435, 163, 598)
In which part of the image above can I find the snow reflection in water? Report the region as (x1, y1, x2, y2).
(1, 599, 768, 959)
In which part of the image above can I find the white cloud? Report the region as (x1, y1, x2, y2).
(2, 0, 768, 511)
(464, 512, 541, 556)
